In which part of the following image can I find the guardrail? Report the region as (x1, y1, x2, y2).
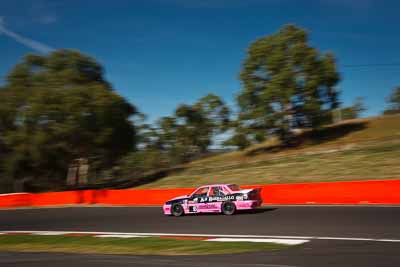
(1, 179, 399, 208)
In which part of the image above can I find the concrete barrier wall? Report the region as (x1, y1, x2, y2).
(0, 180, 399, 208)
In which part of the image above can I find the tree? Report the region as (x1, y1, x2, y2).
(338, 97, 367, 121)
(384, 87, 400, 114)
(113, 149, 170, 182)
(194, 94, 230, 133)
(236, 24, 340, 145)
(155, 116, 187, 164)
(174, 94, 230, 157)
(0, 50, 137, 192)
(175, 104, 209, 155)
(223, 127, 251, 150)
(140, 94, 230, 164)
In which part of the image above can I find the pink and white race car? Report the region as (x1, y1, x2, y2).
(163, 184, 262, 216)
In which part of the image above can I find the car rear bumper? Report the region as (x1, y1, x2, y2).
(235, 200, 263, 210)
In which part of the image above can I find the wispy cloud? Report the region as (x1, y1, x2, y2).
(0, 16, 54, 54)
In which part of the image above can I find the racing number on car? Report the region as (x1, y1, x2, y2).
(189, 206, 197, 212)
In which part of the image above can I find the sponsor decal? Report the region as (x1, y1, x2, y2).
(200, 195, 244, 203)
(199, 197, 208, 203)
(237, 203, 251, 208)
(199, 204, 218, 209)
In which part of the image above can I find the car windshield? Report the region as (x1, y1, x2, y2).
(228, 184, 242, 191)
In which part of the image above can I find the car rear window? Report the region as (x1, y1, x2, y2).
(228, 184, 241, 191)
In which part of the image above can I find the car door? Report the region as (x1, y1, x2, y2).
(196, 186, 222, 212)
(187, 187, 209, 213)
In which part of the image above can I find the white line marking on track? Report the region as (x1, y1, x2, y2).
(32, 232, 70, 236)
(376, 239, 400, 242)
(94, 234, 147, 238)
(207, 238, 309, 245)
(1, 231, 400, 243)
(314, 237, 374, 241)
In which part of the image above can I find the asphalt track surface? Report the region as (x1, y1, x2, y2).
(1, 206, 400, 266)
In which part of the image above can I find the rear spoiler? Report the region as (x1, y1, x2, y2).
(247, 187, 262, 200)
(254, 187, 262, 193)
(248, 187, 262, 194)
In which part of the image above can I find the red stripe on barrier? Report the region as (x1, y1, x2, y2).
(92, 188, 193, 205)
(256, 179, 400, 204)
(0, 180, 399, 208)
(0, 193, 32, 208)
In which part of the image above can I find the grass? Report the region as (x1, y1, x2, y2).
(137, 114, 400, 188)
(0, 235, 288, 255)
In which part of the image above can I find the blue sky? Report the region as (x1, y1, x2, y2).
(1, 0, 399, 121)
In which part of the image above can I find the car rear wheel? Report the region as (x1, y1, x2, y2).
(171, 203, 184, 217)
(221, 201, 236, 215)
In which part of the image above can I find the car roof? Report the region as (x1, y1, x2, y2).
(197, 184, 234, 188)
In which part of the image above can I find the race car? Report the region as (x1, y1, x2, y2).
(163, 184, 262, 216)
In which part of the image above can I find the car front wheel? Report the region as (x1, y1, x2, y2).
(171, 203, 184, 217)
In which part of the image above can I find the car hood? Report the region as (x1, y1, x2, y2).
(169, 195, 189, 201)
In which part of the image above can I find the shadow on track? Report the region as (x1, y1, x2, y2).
(236, 207, 277, 215)
(180, 207, 277, 217)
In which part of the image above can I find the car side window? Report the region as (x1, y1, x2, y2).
(212, 187, 225, 197)
(191, 187, 209, 198)
(221, 186, 230, 195)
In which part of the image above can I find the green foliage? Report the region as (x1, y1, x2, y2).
(111, 149, 170, 182)
(383, 109, 400, 115)
(384, 87, 400, 114)
(236, 24, 340, 145)
(175, 103, 210, 154)
(141, 94, 230, 163)
(223, 131, 251, 150)
(339, 97, 367, 120)
(0, 50, 137, 192)
(195, 93, 231, 132)
(106, 94, 231, 183)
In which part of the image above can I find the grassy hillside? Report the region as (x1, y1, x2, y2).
(137, 114, 400, 188)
